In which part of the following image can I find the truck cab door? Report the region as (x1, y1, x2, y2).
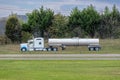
(28, 40, 34, 51)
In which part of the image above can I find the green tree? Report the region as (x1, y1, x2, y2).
(99, 5, 120, 38)
(50, 13, 69, 38)
(22, 23, 31, 33)
(27, 6, 54, 38)
(27, 9, 41, 37)
(5, 14, 21, 43)
(68, 7, 85, 37)
(21, 31, 32, 42)
(69, 5, 100, 38)
(98, 6, 111, 38)
(110, 5, 120, 38)
(21, 23, 32, 42)
(80, 5, 100, 38)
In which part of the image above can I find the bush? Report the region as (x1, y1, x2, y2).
(0, 36, 11, 45)
(21, 31, 32, 42)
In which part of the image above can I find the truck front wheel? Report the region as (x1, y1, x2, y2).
(21, 48, 27, 52)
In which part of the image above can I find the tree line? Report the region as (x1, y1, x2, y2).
(5, 5, 120, 43)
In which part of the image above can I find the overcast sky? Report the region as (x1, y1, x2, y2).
(0, 0, 120, 17)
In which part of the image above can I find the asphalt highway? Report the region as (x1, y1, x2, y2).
(0, 54, 120, 60)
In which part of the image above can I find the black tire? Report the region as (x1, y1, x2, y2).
(89, 47, 94, 51)
(21, 48, 27, 52)
(48, 48, 52, 51)
(53, 48, 58, 51)
(95, 47, 99, 51)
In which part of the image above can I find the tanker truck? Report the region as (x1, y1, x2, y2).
(20, 37, 101, 51)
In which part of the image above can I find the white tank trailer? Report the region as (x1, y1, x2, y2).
(49, 38, 98, 46)
(48, 38, 101, 51)
(20, 37, 101, 51)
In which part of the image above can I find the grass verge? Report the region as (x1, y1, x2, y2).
(0, 60, 120, 80)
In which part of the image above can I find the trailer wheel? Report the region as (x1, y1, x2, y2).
(95, 47, 99, 51)
(48, 48, 52, 51)
(21, 48, 27, 52)
(53, 48, 58, 51)
(89, 47, 94, 51)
